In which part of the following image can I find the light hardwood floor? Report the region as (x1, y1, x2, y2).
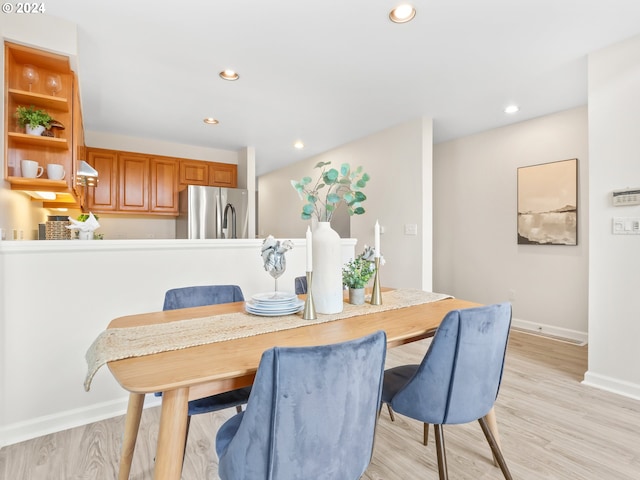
(2, 330, 639, 479)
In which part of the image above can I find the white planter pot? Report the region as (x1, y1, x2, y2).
(311, 221, 344, 314)
(25, 125, 46, 136)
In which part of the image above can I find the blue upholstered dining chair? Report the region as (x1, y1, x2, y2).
(160, 285, 251, 444)
(294, 275, 307, 294)
(163, 284, 245, 310)
(382, 302, 513, 480)
(215, 330, 387, 480)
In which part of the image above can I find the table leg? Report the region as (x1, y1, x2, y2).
(154, 388, 189, 480)
(484, 406, 502, 467)
(118, 393, 145, 480)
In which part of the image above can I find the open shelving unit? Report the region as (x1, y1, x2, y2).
(4, 42, 76, 198)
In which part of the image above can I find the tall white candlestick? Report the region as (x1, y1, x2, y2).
(306, 226, 313, 271)
(374, 220, 380, 258)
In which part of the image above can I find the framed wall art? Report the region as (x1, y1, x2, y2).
(517, 158, 578, 245)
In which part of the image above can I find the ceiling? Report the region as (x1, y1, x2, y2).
(45, 0, 640, 175)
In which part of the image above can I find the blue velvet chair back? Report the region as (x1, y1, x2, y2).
(216, 331, 387, 480)
(391, 302, 511, 425)
(294, 276, 307, 294)
(163, 285, 244, 311)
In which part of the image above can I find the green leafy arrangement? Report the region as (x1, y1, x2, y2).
(342, 251, 376, 289)
(15, 105, 52, 129)
(291, 161, 370, 222)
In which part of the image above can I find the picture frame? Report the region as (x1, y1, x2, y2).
(517, 158, 578, 245)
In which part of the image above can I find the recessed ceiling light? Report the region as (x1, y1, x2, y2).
(294, 140, 304, 149)
(219, 69, 239, 81)
(203, 117, 219, 125)
(504, 105, 520, 114)
(389, 4, 416, 23)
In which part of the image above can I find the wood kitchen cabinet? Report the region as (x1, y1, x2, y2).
(150, 157, 178, 213)
(86, 149, 118, 211)
(179, 159, 238, 189)
(209, 162, 237, 187)
(179, 160, 208, 186)
(86, 148, 234, 215)
(86, 148, 177, 215)
(118, 153, 150, 212)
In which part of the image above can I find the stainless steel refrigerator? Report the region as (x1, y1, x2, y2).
(176, 185, 249, 239)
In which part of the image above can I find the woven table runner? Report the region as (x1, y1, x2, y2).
(84, 289, 452, 391)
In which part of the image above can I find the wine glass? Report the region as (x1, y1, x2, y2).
(268, 255, 286, 298)
(45, 74, 62, 96)
(22, 64, 39, 92)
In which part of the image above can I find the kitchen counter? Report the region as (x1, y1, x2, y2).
(0, 238, 357, 447)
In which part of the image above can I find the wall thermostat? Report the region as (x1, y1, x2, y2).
(612, 188, 640, 206)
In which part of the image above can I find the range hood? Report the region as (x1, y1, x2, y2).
(76, 160, 99, 186)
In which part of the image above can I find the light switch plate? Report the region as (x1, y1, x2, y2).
(613, 217, 640, 235)
(404, 224, 418, 235)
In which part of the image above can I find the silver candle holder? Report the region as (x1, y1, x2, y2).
(302, 271, 317, 320)
(370, 257, 382, 305)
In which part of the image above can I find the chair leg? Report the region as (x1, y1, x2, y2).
(478, 417, 513, 480)
(433, 424, 448, 480)
(387, 404, 395, 422)
(423, 423, 429, 446)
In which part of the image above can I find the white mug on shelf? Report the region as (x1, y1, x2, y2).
(47, 164, 66, 180)
(21, 159, 43, 178)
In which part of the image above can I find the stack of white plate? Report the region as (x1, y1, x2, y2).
(245, 292, 304, 316)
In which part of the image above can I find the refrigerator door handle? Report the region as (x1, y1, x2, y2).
(216, 188, 223, 238)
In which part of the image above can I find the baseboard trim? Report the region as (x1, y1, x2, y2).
(0, 395, 161, 448)
(582, 371, 640, 402)
(511, 317, 587, 346)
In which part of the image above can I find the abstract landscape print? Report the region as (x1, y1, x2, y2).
(517, 158, 578, 245)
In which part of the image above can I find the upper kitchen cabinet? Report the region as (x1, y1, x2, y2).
(86, 149, 118, 211)
(179, 159, 208, 187)
(179, 159, 237, 189)
(209, 162, 237, 187)
(150, 157, 178, 214)
(85, 148, 178, 215)
(118, 153, 150, 212)
(3, 42, 80, 203)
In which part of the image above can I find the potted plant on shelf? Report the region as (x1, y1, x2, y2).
(342, 247, 377, 305)
(15, 105, 52, 136)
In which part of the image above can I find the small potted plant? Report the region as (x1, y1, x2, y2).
(15, 105, 52, 136)
(342, 248, 377, 305)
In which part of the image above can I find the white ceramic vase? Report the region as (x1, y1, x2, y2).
(312, 221, 344, 314)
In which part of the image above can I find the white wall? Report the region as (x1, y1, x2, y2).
(585, 35, 640, 399)
(60, 212, 177, 240)
(258, 117, 433, 291)
(434, 107, 589, 343)
(85, 131, 239, 165)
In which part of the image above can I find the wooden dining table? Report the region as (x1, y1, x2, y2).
(107, 294, 500, 480)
